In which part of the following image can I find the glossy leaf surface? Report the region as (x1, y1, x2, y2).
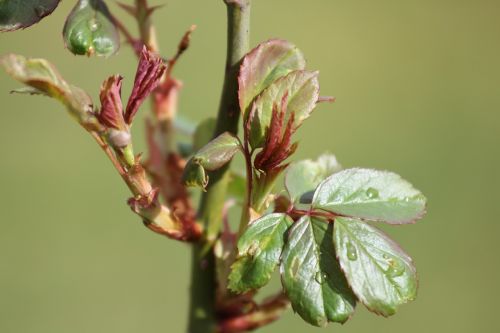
(63, 0, 119, 57)
(313, 168, 426, 224)
(0, 0, 60, 31)
(281, 216, 356, 326)
(238, 39, 306, 115)
(228, 213, 293, 293)
(285, 154, 342, 204)
(249, 70, 319, 148)
(334, 217, 417, 316)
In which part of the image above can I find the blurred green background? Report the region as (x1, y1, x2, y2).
(1, 0, 499, 332)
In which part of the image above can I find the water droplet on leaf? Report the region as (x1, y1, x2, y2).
(314, 271, 324, 284)
(385, 258, 405, 277)
(366, 187, 379, 199)
(346, 242, 357, 260)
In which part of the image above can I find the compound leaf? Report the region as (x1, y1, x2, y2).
(238, 39, 306, 115)
(312, 168, 426, 224)
(281, 216, 356, 326)
(333, 217, 417, 316)
(63, 0, 119, 57)
(228, 213, 292, 293)
(0, 0, 60, 32)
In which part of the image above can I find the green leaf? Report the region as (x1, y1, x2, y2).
(181, 159, 208, 189)
(228, 213, 292, 293)
(333, 217, 417, 316)
(193, 132, 241, 171)
(182, 133, 240, 189)
(312, 168, 427, 224)
(249, 70, 319, 148)
(281, 216, 356, 326)
(0, 0, 60, 32)
(285, 154, 342, 204)
(238, 39, 306, 115)
(0, 53, 98, 129)
(63, 0, 119, 57)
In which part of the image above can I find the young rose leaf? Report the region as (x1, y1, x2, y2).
(333, 217, 417, 316)
(0, 53, 98, 130)
(239, 39, 306, 115)
(249, 70, 319, 148)
(124, 47, 166, 124)
(312, 168, 427, 224)
(285, 154, 342, 204)
(181, 159, 208, 189)
(281, 216, 356, 326)
(182, 133, 240, 189)
(228, 213, 293, 293)
(0, 0, 60, 32)
(192, 132, 241, 171)
(63, 0, 119, 57)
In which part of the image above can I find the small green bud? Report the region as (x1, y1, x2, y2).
(182, 159, 209, 190)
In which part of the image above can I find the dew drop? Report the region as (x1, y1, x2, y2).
(314, 271, 324, 284)
(366, 187, 379, 199)
(88, 18, 100, 32)
(385, 258, 405, 277)
(346, 242, 357, 261)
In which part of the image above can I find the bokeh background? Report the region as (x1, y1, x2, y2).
(1, 0, 499, 332)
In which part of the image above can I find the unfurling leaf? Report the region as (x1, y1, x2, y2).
(285, 154, 342, 204)
(281, 216, 356, 326)
(191, 132, 241, 171)
(312, 168, 427, 224)
(63, 0, 119, 57)
(253, 93, 298, 172)
(249, 70, 320, 148)
(0, 0, 60, 32)
(98, 75, 125, 130)
(181, 159, 208, 189)
(239, 39, 306, 115)
(333, 217, 417, 316)
(0, 54, 98, 130)
(228, 213, 293, 293)
(182, 132, 239, 189)
(124, 47, 166, 124)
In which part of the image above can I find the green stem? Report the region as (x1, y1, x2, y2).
(188, 1, 251, 332)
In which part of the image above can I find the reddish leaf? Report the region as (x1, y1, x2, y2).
(124, 47, 166, 124)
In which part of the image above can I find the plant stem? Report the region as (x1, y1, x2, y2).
(189, 1, 251, 332)
(199, 0, 251, 243)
